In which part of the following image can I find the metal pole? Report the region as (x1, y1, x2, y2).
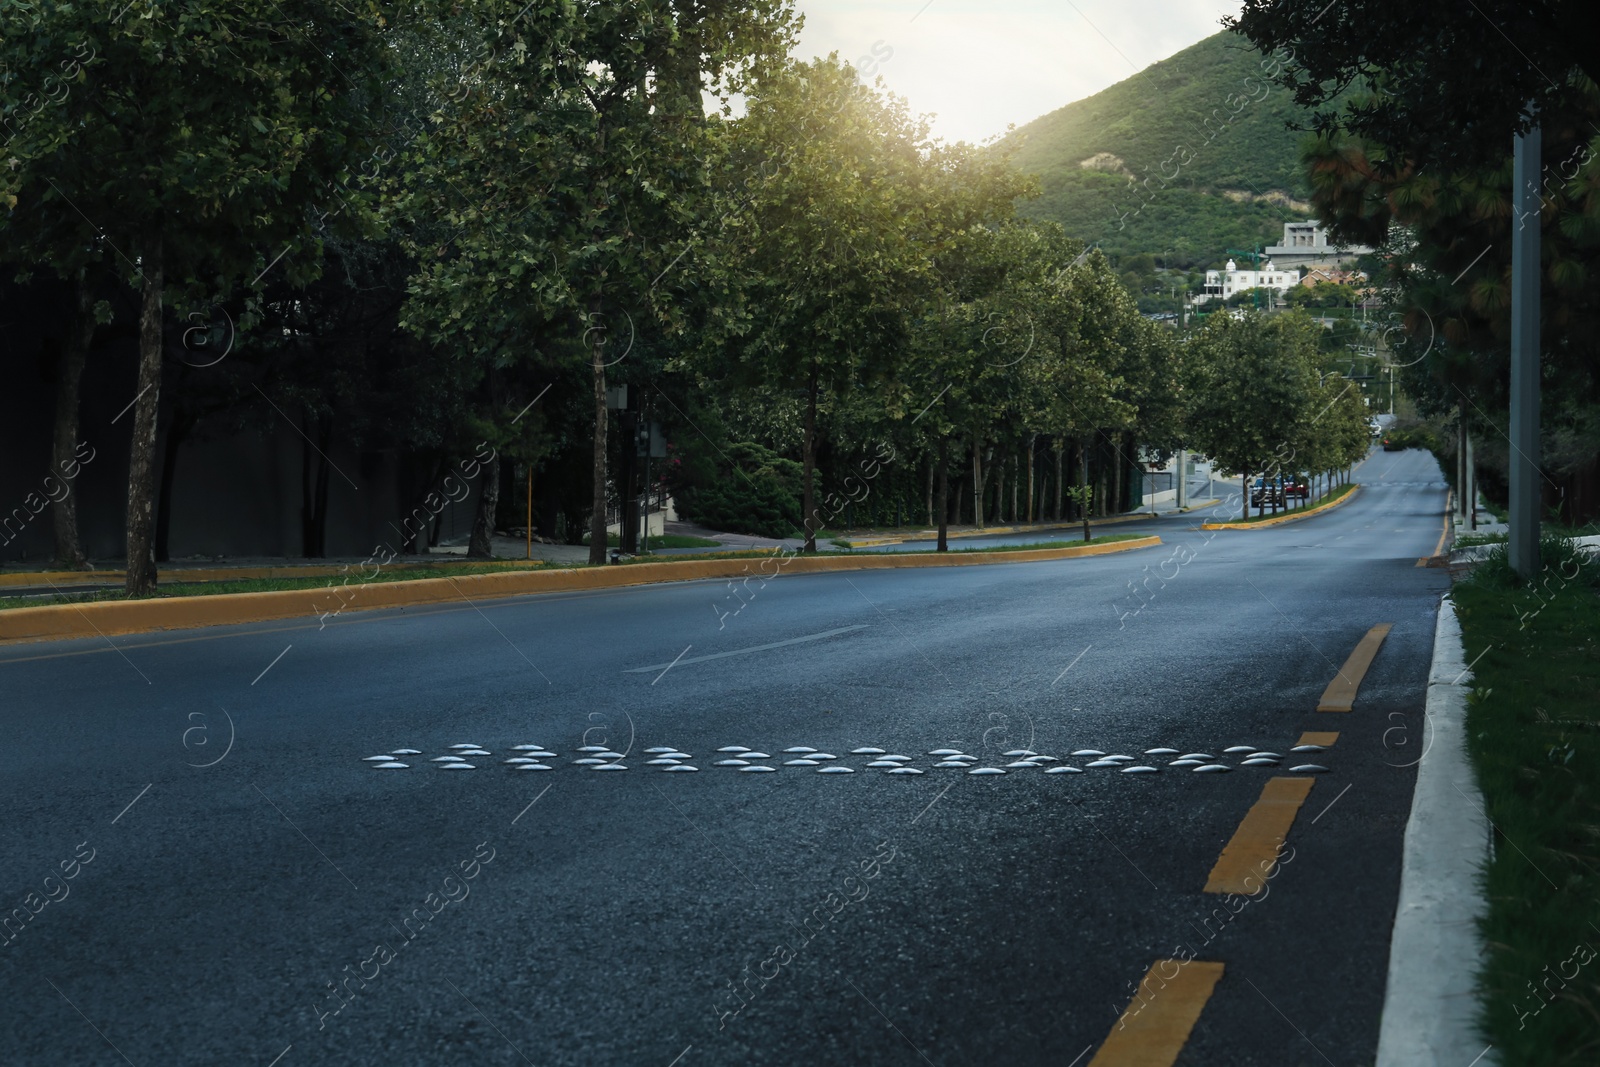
(641, 393, 650, 555)
(1176, 448, 1187, 509)
(1510, 120, 1542, 580)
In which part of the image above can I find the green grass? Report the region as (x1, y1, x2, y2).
(0, 560, 546, 611)
(611, 533, 1146, 564)
(1210, 482, 1355, 524)
(1453, 537, 1600, 1065)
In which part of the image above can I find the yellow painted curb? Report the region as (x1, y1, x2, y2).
(840, 537, 904, 548)
(1199, 485, 1360, 530)
(0, 537, 1161, 645)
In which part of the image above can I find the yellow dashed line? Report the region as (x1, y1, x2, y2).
(1090, 960, 1226, 1067)
(1296, 731, 1340, 748)
(1316, 623, 1393, 712)
(1204, 777, 1315, 895)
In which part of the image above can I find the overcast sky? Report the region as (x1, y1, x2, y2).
(792, 0, 1244, 144)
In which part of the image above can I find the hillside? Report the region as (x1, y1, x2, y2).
(1003, 32, 1320, 268)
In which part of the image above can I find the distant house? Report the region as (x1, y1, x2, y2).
(1300, 266, 1367, 288)
(1193, 258, 1301, 305)
(1262, 220, 1373, 270)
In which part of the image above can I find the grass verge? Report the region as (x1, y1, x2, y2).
(604, 533, 1147, 564)
(0, 561, 545, 611)
(1452, 537, 1600, 1064)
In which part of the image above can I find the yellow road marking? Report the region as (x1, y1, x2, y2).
(1296, 731, 1340, 747)
(1090, 960, 1225, 1067)
(1204, 777, 1315, 895)
(1316, 623, 1393, 712)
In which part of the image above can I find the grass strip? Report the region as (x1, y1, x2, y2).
(0, 561, 546, 611)
(1452, 537, 1600, 1065)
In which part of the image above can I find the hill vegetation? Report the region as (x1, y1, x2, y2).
(1002, 32, 1320, 268)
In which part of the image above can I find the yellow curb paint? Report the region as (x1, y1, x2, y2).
(841, 537, 904, 548)
(1199, 485, 1361, 530)
(0, 537, 1161, 645)
(1090, 960, 1225, 1067)
(1317, 623, 1393, 712)
(1204, 777, 1315, 895)
(1296, 731, 1340, 748)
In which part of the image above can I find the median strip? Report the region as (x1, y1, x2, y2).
(1090, 960, 1225, 1067)
(0, 537, 1160, 645)
(1317, 623, 1392, 712)
(1199, 485, 1360, 530)
(1204, 777, 1315, 895)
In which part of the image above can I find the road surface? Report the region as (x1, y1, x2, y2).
(0, 447, 1450, 1065)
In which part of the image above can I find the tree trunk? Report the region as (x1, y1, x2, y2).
(1079, 437, 1092, 542)
(971, 444, 984, 531)
(925, 455, 934, 527)
(588, 294, 608, 565)
(1012, 449, 1021, 522)
(469, 452, 501, 558)
(936, 437, 949, 552)
(1053, 440, 1064, 522)
(124, 236, 164, 596)
(51, 275, 95, 569)
(801, 359, 818, 552)
(1026, 437, 1035, 522)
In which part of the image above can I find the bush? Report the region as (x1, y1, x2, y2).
(670, 441, 804, 539)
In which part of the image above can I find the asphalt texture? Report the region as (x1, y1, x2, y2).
(0, 447, 1450, 1066)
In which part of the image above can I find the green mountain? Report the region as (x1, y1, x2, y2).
(1004, 31, 1319, 270)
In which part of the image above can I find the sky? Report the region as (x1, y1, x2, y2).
(791, 0, 1244, 145)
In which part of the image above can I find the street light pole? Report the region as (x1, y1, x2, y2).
(1509, 118, 1543, 579)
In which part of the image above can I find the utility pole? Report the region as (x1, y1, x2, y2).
(1509, 119, 1542, 579)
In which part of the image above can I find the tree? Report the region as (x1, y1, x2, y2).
(401, 0, 796, 565)
(1229, 0, 1596, 175)
(713, 59, 1030, 552)
(1, 2, 396, 593)
(1183, 310, 1323, 518)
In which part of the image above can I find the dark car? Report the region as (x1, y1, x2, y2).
(1250, 477, 1285, 507)
(1382, 435, 1404, 451)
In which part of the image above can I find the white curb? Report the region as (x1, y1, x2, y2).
(1376, 596, 1496, 1066)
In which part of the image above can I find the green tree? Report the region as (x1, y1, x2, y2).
(1184, 309, 1322, 518)
(1, 2, 396, 593)
(401, 0, 796, 565)
(715, 58, 1030, 551)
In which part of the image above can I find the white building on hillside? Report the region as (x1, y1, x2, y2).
(1193, 259, 1301, 305)
(1263, 220, 1373, 270)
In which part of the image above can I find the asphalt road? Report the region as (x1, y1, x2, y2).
(0, 447, 1451, 1066)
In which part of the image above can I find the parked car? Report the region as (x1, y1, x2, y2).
(1284, 475, 1310, 499)
(1250, 476, 1286, 507)
(1382, 435, 1404, 451)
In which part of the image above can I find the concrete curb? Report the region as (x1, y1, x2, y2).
(0, 536, 1162, 645)
(1199, 485, 1360, 530)
(1375, 596, 1494, 1067)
